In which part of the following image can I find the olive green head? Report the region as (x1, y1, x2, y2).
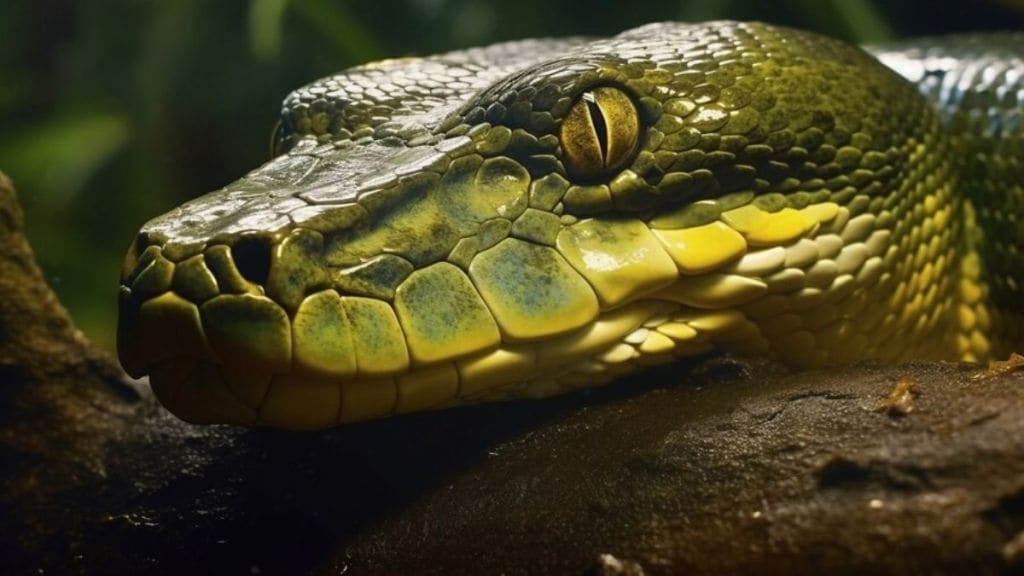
(118, 21, 953, 429)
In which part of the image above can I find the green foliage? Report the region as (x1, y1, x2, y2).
(0, 0, 1019, 350)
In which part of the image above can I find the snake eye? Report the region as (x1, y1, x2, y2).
(560, 86, 640, 180)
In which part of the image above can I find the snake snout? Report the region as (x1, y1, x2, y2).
(117, 227, 344, 427)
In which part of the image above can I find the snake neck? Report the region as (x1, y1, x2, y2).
(873, 35, 1024, 361)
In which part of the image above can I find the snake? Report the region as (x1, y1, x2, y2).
(116, 22, 1024, 430)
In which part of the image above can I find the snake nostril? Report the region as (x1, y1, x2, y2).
(231, 236, 273, 286)
(121, 231, 165, 285)
(134, 231, 152, 252)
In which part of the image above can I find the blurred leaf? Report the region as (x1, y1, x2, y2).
(826, 0, 894, 42)
(290, 0, 385, 60)
(789, 0, 894, 42)
(133, 0, 202, 125)
(677, 0, 735, 21)
(249, 0, 290, 60)
(2, 114, 129, 207)
(0, 71, 32, 116)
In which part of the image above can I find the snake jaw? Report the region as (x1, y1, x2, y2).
(117, 205, 721, 428)
(117, 193, 854, 429)
(116, 240, 669, 429)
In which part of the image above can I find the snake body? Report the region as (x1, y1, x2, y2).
(116, 22, 1024, 429)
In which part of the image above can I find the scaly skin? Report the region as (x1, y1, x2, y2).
(116, 22, 1024, 429)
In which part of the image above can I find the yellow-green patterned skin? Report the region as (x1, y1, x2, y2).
(117, 22, 1024, 429)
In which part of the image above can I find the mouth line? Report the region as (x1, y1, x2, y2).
(126, 294, 713, 429)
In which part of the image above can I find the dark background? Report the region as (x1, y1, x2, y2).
(2, 0, 1022, 351)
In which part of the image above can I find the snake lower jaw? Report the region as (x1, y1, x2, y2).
(122, 291, 731, 430)
(147, 359, 259, 427)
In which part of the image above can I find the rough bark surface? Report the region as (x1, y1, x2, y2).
(1, 172, 1023, 576)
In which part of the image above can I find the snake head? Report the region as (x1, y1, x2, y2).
(118, 21, 955, 429)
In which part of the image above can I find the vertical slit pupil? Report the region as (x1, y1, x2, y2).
(583, 93, 609, 166)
